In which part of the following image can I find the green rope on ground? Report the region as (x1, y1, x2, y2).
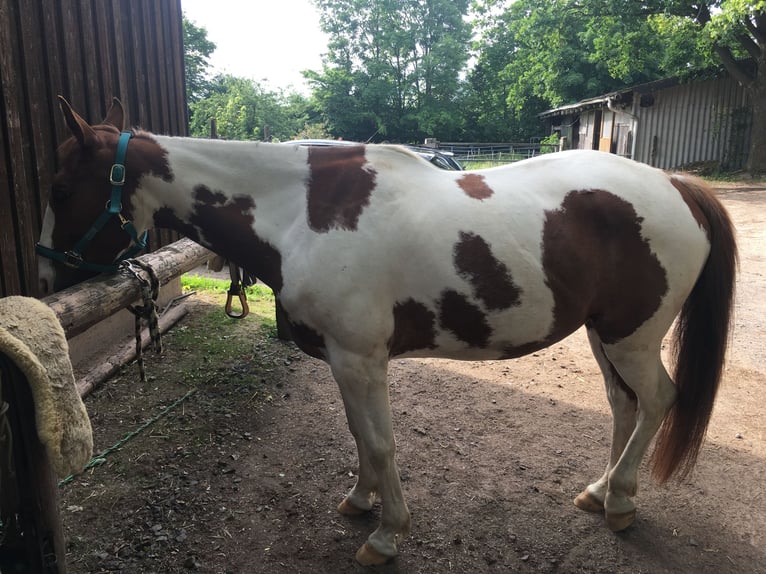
(58, 388, 198, 487)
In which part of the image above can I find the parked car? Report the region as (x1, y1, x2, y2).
(283, 139, 463, 171)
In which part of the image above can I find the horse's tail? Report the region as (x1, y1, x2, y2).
(651, 175, 738, 483)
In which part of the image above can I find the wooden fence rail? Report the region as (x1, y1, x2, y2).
(42, 238, 211, 340)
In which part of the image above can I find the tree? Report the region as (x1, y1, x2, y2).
(542, 0, 766, 172)
(183, 16, 217, 103)
(654, 0, 766, 172)
(309, 0, 472, 142)
(188, 75, 313, 141)
(467, 0, 671, 141)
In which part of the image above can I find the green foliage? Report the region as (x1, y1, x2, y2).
(309, 0, 472, 142)
(180, 275, 277, 335)
(292, 121, 334, 140)
(182, 0, 764, 171)
(465, 0, 676, 141)
(183, 16, 216, 103)
(539, 132, 559, 154)
(188, 75, 314, 141)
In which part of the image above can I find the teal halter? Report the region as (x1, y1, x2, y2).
(36, 131, 148, 273)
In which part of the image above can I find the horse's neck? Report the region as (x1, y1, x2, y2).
(138, 136, 306, 246)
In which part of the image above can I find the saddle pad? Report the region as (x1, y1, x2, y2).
(0, 296, 92, 477)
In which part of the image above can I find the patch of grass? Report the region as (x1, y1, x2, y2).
(181, 274, 274, 299)
(180, 274, 278, 338)
(705, 173, 766, 184)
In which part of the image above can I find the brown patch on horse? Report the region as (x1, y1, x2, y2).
(121, 130, 175, 188)
(389, 299, 437, 356)
(438, 289, 492, 347)
(306, 146, 377, 232)
(541, 189, 668, 345)
(185, 185, 284, 292)
(153, 208, 200, 242)
(287, 320, 326, 360)
(669, 176, 710, 233)
(453, 231, 522, 310)
(457, 173, 493, 200)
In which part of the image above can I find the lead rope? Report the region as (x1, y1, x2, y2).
(121, 260, 163, 383)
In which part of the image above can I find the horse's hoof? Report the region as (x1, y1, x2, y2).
(573, 490, 604, 513)
(337, 497, 367, 516)
(355, 542, 393, 566)
(606, 509, 636, 532)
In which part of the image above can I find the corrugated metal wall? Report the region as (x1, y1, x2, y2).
(633, 76, 752, 170)
(0, 0, 187, 298)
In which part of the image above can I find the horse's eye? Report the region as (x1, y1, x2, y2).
(51, 183, 72, 202)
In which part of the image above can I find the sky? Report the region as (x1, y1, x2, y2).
(181, 0, 329, 93)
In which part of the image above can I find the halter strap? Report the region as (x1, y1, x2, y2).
(36, 131, 148, 273)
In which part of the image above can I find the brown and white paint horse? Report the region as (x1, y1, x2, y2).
(38, 98, 737, 565)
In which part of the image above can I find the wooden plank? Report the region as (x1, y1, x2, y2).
(110, 0, 131, 115)
(92, 1, 117, 101)
(42, 238, 211, 339)
(0, 93, 19, 298)
(152, 0, 171, 133)
(40, 0, 69, 148)
(169, 0, 188, 134)
(0, 0, 14, 296)
(17, 0, 57, 296)
(0, 0, 31, 297)
(124, 2, 149, 126)
(140, 0, 160, 129)
(58, 0, 88, 115)
(76, 0, 101, 118)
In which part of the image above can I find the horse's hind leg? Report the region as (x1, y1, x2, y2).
(584, 331, 676, 531)
(574, 328, 638, 514)
(328, 346, 411, 565)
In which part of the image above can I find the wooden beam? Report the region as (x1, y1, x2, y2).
(42, 238, 211, 339)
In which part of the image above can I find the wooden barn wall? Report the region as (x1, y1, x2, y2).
(0, 0, 187, 298)
(632, 76, 752, 171)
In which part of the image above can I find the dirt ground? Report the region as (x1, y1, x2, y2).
(59, 184, 766, 574)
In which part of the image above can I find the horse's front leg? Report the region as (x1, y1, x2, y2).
(336, 424, 378, 515)
(328, 346, 411, 565)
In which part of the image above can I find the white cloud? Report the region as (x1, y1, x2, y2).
(182, 0, 329, 93)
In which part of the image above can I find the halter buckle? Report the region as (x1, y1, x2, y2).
(63, 250, 84, 269)
(109, 163, 126, 186)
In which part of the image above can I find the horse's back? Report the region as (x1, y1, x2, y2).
(280, 150, 710, 361)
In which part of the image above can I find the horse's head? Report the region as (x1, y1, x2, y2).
(37, 97, 148, 295)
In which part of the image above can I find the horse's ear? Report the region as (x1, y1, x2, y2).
(58, 95, 97, 149)
(103, 97, 125, 130)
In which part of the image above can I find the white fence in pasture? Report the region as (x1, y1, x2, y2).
(437, 142, 559, 167)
